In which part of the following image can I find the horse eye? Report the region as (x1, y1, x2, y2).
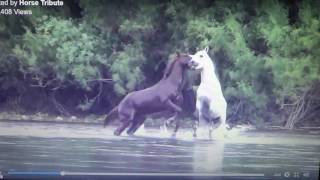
(200, 55, 203, 58)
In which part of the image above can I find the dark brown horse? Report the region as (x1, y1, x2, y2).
(104, 54, 192, 136)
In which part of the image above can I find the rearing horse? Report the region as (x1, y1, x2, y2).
(104, 54, 192, 136)
(189, 47, 228, 138)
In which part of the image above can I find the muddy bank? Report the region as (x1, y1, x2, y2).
(0, 112, 104, 124)
(0, 112, 190, 127)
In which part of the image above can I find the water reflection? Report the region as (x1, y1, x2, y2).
(0, 121, 319, 178)
(193, 141, 224, 173)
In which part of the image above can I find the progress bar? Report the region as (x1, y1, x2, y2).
(7, 171, 60, 176)
(63, 172, 265, 177)
(6, 171, 265, 177)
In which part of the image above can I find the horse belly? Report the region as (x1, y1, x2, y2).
(197, 95, 226, 117)
(133, 94, 164, 114)
(137, 103, 163, 114)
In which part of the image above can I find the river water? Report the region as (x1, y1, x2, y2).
(0, 121, 319, 179)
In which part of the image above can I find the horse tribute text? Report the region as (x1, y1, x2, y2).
(0, 0, 64, 15)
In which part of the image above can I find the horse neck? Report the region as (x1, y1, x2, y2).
(166, 64, 184, 87)
(200, 61, 222, 89)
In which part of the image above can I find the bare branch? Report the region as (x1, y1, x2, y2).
(87, 78, 113, 83)
(50, 91, 72, 116)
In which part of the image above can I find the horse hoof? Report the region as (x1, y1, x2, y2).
(171, 133, 176, 138)
(193, 133, 197, 138)
(114, 131, 121, 136)
(127, 131, 134, 136)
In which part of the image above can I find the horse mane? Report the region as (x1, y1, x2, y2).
(162, 57, 178, 79)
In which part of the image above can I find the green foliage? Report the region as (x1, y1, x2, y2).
(14, 16, 109, 90)
(257, 0, 320, 104)
(0, 15, 31, 96)
(110, 42, 146, 95)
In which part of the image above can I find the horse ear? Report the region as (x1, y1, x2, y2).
(205, 47, 209, 52)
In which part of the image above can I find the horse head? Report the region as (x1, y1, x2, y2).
(189, 47, 213, 71)
(176, 53, 192, 68)
(163, 53, 192, 79)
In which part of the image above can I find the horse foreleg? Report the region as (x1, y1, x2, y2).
(165, 99, 182, 113)
(172, 115, 181, 137)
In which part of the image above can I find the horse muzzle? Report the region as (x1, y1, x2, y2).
(188, 61, 199, 69)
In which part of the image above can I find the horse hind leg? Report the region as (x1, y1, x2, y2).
(211, 114, 227, 139)
(192, 100, 209, 138)
(172, 114, 181, 137)
(209, 117, 219, 139)
(114, 110, 135, 136)
(194, 111, 210, 138)
(163, 112, 179, 137)
(163, 112, 176, 130)
(126, 116, 145, 135)
(114, 118, 131, 136)
(171, 94, 184, 137)
(192, 119, 199, 137)
(215, 111, 227, 132)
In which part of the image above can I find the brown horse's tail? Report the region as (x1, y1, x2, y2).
(104, 106, 118, 128)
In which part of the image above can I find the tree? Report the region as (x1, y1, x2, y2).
(0, 0, 318, 127)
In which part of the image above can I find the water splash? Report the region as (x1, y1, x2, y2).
(134, 124, 254, 141)
(0, 121, 319, 145)
(135, 123, 146, 135)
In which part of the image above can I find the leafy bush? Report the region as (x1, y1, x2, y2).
(14, 16, 109, 90)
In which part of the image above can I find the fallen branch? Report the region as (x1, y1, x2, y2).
(50, 91, 71, 117)
(285, 83, 320, 129)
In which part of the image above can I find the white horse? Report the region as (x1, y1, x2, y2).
(189, 47, 228, 139)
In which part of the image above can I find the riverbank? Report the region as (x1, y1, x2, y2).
(0, 111, 319, 131)
(0, 112, 187, 127)
(0, 112, 104, 124)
